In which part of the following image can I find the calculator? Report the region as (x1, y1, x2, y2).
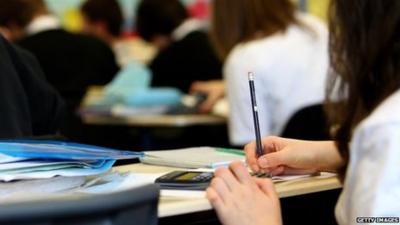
(155, 171, 214, 190)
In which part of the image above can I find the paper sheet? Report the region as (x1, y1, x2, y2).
(0, 160, 105, 171)
(0, 160, 115, 182)
(141, 147, 245, 168)
(0, 176, 87, 200)
(0, 154, 28, 164)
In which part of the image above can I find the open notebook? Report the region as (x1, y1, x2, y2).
(140, 147, 245, 169)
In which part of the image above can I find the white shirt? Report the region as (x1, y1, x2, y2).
(335, 89, 400, 225)
(171, 18, 208, 41)
(25, 15, 61, 36)
(225, 13, 329, 145)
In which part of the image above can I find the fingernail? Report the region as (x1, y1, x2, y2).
(251, 163, 259, 170)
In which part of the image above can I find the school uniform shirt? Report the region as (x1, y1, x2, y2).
(225, 13, 329, 146)
(149, 19, 222, 93)
(335, 89, 400, 225)
(0, 35, 64, 138)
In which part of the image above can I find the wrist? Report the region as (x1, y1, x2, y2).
(314, 141, 343, 172)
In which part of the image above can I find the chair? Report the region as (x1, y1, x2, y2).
(0, 184, 159, 225)
(281, 104, 330, 140)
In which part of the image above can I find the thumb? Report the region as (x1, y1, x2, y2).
(257, 151, 288, 169)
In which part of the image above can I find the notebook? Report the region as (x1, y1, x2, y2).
(140, 147, 245, 169)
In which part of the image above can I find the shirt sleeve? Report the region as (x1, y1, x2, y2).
(6, 41, 65, 136)
(343, 123, 400, 223)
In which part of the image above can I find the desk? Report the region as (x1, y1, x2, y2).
(82, 114, 226, 127)
(114, 163, 342, 218)
(80, 86, 228, 149)
(0, 163, 341, 225)
(80, 86, 226, 127)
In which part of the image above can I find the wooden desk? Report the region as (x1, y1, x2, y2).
(114, 163, 342, 218)
(80, 86, 226, 127)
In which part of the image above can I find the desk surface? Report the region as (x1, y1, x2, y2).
(80, 86, 226, 127)
(82, 113, 226, 127)
(114, 163, 342, 218)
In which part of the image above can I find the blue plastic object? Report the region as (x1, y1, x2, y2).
(102, 62, 183, 107)
(0, 140, 144, 160)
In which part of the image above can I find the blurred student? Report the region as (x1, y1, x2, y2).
(208, 0, 328, 146)
(0, 0, 119, 140)
(81, 0, 136, 67)
(207, 0, 400, 224)
(0, 34, 64, 138)
(136, 0, 222, 93)
(81, 0, 123, 47)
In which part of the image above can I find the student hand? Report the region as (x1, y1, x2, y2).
(190, 80, 225, 113)
(245, 136, 340, 175)
(206, 161, 282, 225)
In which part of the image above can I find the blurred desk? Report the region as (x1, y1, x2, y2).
(114, 163, 342, 218)
(80, 86, 226, 127)
(79, 86, 228, 149)
(82, 114, 226, 127)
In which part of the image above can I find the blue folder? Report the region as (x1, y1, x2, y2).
(0, 140, 144, 160)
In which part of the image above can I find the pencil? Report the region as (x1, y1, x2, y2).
(248, 72, 263, 158)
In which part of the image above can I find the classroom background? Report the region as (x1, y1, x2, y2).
(46, 0, 330, 34)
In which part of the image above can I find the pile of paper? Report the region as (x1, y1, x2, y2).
(0, 140, 143, 182)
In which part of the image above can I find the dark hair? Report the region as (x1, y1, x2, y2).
(0, 0, 41, 28)
(326, 0, 400, 179)
(136, 0, 188, 42)
(210, 0, 299, 60)
(81, 0, 123, 37)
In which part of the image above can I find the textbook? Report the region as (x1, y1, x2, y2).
(140, 147, 245, 169)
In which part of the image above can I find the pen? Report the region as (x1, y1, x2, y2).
(248, 72, 263, 158)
